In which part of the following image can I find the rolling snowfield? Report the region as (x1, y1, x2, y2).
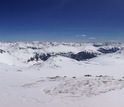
(0, 41, 124, 107)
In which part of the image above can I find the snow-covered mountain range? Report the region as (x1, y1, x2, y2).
(0, 41, 123, 66)
(1, 41, 124, 107)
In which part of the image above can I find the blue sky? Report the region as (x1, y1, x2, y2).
(0, 0, 124, 41)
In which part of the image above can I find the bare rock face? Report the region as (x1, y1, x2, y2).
(71, 51, 97, 61)
(27, 51, 97, 62)
(0, 49, 5, 53)
(98, 47, 119, 54)
(28, 53, 51, 62)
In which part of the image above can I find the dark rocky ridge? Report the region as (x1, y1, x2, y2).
(28, 53, 51, 62)
(71, 51, 97, 61)
(27, 51, 97, 62)
(27, 46, 120, 62)
(98, 47, 119, 54)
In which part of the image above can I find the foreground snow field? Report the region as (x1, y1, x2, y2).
(0, 41, 124, 107)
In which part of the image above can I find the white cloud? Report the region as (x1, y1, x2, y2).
(88, 37, 96, 40)
(76, 34, 86, 37)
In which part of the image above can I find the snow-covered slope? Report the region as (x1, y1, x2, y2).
(0, 41, 124, 107)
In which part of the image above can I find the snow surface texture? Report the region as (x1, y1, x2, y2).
(43, 76, 124, 97)
(0, 41, 124, 107)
